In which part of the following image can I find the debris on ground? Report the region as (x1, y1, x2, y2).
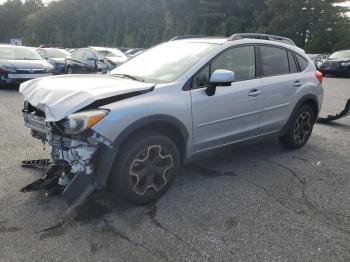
(317, 98, 350, 123)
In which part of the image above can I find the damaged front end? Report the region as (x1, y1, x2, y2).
(22, 101, 115, 208)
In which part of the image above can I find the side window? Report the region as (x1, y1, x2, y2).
(296, 54, 309, 71)
(260, 46, 289, 77)
(288, 51, 298, 73)
(211, 46, 256, 82)
(194, 65, 210, 89)
(84, 50, 96, 60)
(73, 50, 85, 60)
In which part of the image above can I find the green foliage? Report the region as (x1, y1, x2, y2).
(0, 0, 349, 53)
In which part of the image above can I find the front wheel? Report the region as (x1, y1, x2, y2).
(279, 105, 315, 149)
(110, 131, 180, 204)
(66, 66, 73, 74)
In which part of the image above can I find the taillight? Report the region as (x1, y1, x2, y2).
(315, 71, 323, 83)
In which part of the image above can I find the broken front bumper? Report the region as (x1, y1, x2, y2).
(22, 109, 119, 207)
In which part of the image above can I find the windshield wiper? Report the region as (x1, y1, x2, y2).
(112, 74, 145, 82)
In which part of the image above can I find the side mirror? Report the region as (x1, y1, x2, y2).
(206, 69, 235, 96)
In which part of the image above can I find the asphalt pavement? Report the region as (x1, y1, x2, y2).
(0, 77, 349, 262)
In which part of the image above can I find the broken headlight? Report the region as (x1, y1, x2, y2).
(59, 109, 108, 135)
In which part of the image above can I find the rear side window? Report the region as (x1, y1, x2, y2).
(288, 51, 298, 73)
(296, 54, 309, 71)
(260, 46, 289, 77)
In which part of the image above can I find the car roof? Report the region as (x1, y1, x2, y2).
(173, 37, 305, 55)
(170, 37, 229, 45)
(89, 46, 120, 51)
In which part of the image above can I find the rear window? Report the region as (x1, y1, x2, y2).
(296, 54, 309, 71)
(260, 46, 289, 77)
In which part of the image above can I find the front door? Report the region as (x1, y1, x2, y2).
(190, 45, 263, 152)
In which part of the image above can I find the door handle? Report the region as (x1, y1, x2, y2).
(293, 80, 303, 87)
(248, 89, 261, 97)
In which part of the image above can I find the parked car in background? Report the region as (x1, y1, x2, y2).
(319, 50, 350, 77)
(0, 45, 53, 88)
(307, 54, 329, 69)
(65, 47, 128, 74)
(20, 34, 323, 205)
(36, 48, 70, 75)
(125, 48, 145, 58)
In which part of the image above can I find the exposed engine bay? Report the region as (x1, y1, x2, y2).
(21, 101, 113, 208)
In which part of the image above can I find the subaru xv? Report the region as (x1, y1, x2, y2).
(20, 34, 324, 205)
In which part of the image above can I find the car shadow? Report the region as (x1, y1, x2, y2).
(73, 139, 293, 222)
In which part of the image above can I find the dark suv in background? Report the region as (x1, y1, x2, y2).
(319, 50, 350, 77)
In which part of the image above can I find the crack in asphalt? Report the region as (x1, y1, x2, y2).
(0, 220, 22, 233)
(146, 204, 214, 262)
(251, 156, 350, 235)
(185, 148, 350, 236)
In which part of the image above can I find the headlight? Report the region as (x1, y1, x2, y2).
(59, 110, 108, 134)
(0, 65, 16, 73)
(340, 62, 350, 67)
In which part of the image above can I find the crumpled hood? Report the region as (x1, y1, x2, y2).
(20, 74, 155, 122)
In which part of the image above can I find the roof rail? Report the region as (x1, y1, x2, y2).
(169, 35, 213, 41)
(229, 33, 296, 46)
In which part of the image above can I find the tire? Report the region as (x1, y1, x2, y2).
(279, 105, 315, 149)
(66, 66, 73, 74)
(110, 131, 180, 204)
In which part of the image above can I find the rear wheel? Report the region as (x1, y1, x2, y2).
(279, 105, 315, 149)
(110, 131, 180, 204)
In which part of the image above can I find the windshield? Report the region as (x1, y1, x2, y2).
(329, 50, 350, 59)
(111, 41, 218, 83)
(0, 47, 43, 60)
(45, 49, 69, 58)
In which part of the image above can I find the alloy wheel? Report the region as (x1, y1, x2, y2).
(129, 145, 174, 195)
(294, 111, 312, 144)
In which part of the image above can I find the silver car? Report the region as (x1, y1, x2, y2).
(20, 34, 324, 206)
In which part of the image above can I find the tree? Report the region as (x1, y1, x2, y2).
(0, 0, 349, 52)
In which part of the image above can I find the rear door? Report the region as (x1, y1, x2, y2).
(84, 50, 98, 73)
(258, 45, 301, 133)
(71, 49, 86, 73)
(191, 45, 263, 152)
